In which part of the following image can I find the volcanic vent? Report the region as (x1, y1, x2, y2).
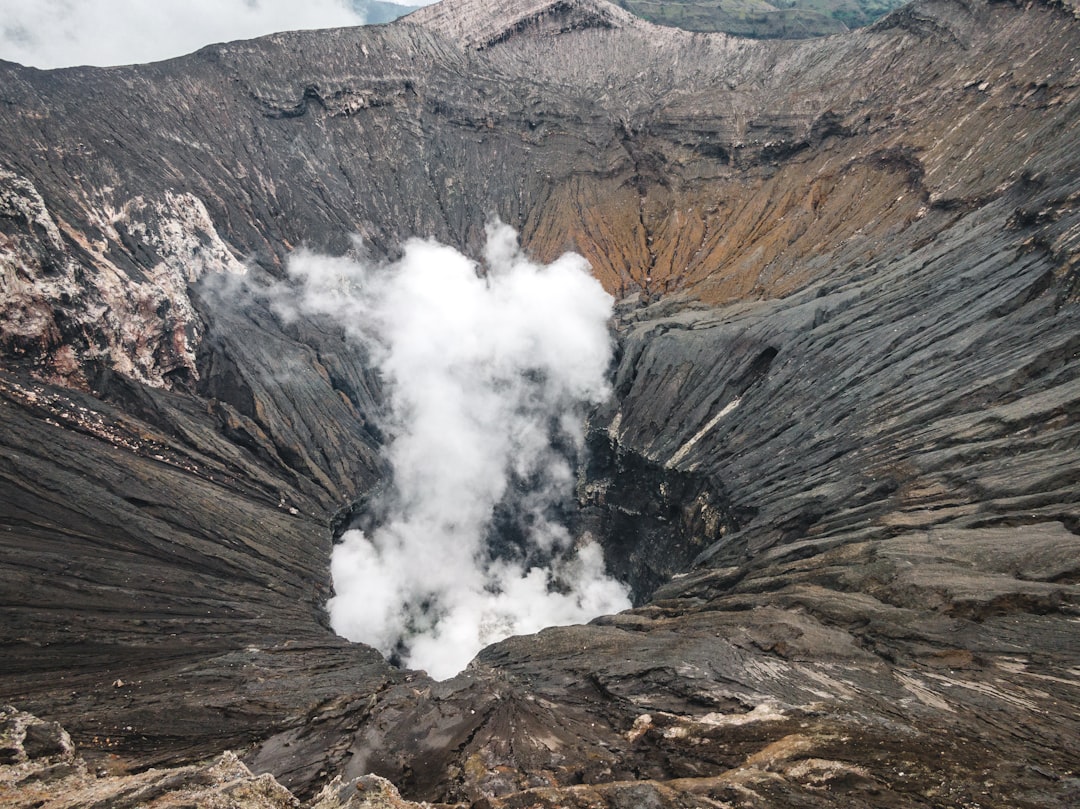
(278, 222, 631, 679)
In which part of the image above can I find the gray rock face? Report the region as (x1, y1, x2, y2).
(0, 0, 1078, 806)
(0, 706, 298, 809)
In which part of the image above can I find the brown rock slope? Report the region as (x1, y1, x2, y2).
(0, 0, 1078, 806)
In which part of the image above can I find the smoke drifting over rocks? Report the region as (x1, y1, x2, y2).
(276, 222, 630, 679)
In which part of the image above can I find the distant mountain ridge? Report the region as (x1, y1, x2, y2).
(385, 0, 911, 38)
(354, 0, 422, 25)
(615, 0, 909, 37)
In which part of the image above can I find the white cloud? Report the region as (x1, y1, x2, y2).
(0, 0, 374, 69)
(280, 222, 631, 680)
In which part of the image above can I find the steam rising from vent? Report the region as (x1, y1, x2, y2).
(280, 222, 630, 679)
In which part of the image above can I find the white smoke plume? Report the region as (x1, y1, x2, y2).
(279, 221, 630, 679)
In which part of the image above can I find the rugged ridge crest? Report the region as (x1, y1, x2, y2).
(409, 0, 647, 49)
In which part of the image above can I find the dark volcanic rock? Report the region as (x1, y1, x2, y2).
(0, 0, 1079, 807)
(0, 706, 299, 808)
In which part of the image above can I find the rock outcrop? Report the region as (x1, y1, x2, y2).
(0, 706, 302, 809)
(0, 0, 1078, 807)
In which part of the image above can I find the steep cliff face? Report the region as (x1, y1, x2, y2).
(1, 0, 1079, 807)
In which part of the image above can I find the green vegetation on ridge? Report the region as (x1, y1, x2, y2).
(351, 0, 421, 25)
(615, 0, 909, 38)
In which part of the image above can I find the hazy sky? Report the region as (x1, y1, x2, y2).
(0, 0, 419, 69)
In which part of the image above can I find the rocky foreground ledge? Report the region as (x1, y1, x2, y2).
(0, 706, 428, 808)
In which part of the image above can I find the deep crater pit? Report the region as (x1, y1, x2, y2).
(267, 222, 740, 680)
(277, 221, 649, 679)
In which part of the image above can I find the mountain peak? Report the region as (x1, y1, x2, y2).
(409, 0, 643, 49)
